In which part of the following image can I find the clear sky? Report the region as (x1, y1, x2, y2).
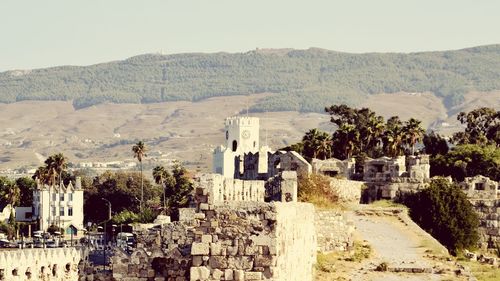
(1, 0, 499, 71)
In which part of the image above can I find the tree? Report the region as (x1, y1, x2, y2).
(453, 107, 500, 146)
(16, 177, 36, 206)
(84, 171, 161, 223)
(383, 116, 405, 157)
(334, 124, 359, 159)
(402, 118, 425, 155)
(302, 129, 332, 160)
(165, 163, 193, 219)
(152, 165, 174, 212)
(325, 105, 385, 159)
(40, 153, 67, 225)
(422, 131, 449, 156)
(402, 178, 480, 255)
(132, 141, 147, 212)
(0, 177, 20, 207)
(431, 144, 499, 181)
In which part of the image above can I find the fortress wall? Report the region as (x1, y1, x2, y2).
(196, 173, 265, 204)
(314, 210, 355, 252)
(328, 178, 363, 203)
(0, 248, 82, 281)
(111, 201, 317, 281)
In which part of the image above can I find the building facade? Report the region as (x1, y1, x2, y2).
(33, 177, 84, 235)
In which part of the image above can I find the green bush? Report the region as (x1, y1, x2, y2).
(402, 178, 480, 255)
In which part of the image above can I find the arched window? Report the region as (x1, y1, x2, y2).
(232, 140, 238, 152)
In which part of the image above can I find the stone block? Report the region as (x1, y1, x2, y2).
(224, 269, 234, 280)
(234, 270, 245, 281)
(190, 266, 210, 281)
(191, 243, 210, 255)
(210, 242, 222, 255)
(212, 268, 223, 279)
(192, 256, 203, 267)
(209, 256, 229, 268)
(201, 235, 212, 243)
(245, 272, 262, 280)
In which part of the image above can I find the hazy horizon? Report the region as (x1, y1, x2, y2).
(1, 0, 499, 71)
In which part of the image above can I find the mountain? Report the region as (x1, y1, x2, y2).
(1, 45, 499, 112)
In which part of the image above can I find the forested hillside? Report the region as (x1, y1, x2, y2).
(1, 45, 499, 112)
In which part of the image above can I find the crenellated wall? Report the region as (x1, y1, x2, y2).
(0, 248, 82, 281)
(195, 173, 266, 204)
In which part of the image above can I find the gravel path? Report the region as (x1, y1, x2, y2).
(344, 210, 471, 281)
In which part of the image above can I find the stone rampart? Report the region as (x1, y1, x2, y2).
(111, 201, 317, 281)
(470, 199, 500, 250)
(196, 173, 265, 204)
(328, 178, 363, 203)
(314, 210, 354, 252)
(0, 247, 82, 281)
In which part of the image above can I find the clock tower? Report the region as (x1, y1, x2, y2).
(213, 116, 261, 177)
(224, 116, 260, 154)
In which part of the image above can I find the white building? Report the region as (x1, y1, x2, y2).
(33, 177, 84, 235)
(213, 116, 270, 178)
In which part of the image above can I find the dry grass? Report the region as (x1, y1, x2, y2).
(298, 174, 339, 209)
(458, 260, 500, 281)
(315, 241, 372, 281)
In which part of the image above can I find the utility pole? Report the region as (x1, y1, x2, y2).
(101, 198, 112, 271)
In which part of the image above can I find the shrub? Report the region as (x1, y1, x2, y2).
(298, 174, 338, 208)
(402, 178, 480, 255)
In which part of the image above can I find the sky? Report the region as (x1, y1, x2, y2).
(0, 0, 499, 71)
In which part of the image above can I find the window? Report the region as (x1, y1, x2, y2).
(60, 207, 65, 216)
(52, 193, 57, 201)
(68, 193, 73, 201)
(60, 193, 64, 201)
(232, 140, 238, 152)
(68, 207, 73, 216)
(52, 207, 56, 216)
(475, 183, 485, 190)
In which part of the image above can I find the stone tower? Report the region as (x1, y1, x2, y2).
(213, 116, 260, 178)
(224, 116, 260, 154)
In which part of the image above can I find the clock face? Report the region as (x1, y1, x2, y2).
(241, 130, 251, 139)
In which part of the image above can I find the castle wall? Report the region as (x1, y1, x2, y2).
(328, 178, 363, 203)
(460, 176, 500, 250)
(0, 248, 82, 281)
(111, 202, 317, 281)
(196, 173, 265, 204)
(315, 210, 354, 252)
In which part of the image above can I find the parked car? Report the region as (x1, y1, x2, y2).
(0, 239, 17, 248)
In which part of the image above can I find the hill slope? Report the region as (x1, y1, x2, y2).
(1, 45, 499, 112)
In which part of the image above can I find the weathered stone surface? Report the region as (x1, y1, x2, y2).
(224, 269, 234, 280)
(191, 242, 210, 255)
(190, 266, 210, 281)
(245, 271, 263, 280)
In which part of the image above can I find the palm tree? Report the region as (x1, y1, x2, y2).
(132, 141, 147, 212)
(152, 165, 171, 212)
(339, 124, 360, 159)
(315, 133, 333, 160)
(52, 153, 67, 185)
(383, 116, 405, 157)
(1, 181, 20, 207)
(364, 115, 385, 154)
(402, 118, 425, 155)
(302, 129, 332, 160)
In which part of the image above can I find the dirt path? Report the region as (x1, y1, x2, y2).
(322, 208, 476, 281)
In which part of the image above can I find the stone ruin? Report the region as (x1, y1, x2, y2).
(362, 155, 430, 202)
(109, 173, 317, 281)
(460, 175, 500, 250)
(311, 157, 355, 179)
